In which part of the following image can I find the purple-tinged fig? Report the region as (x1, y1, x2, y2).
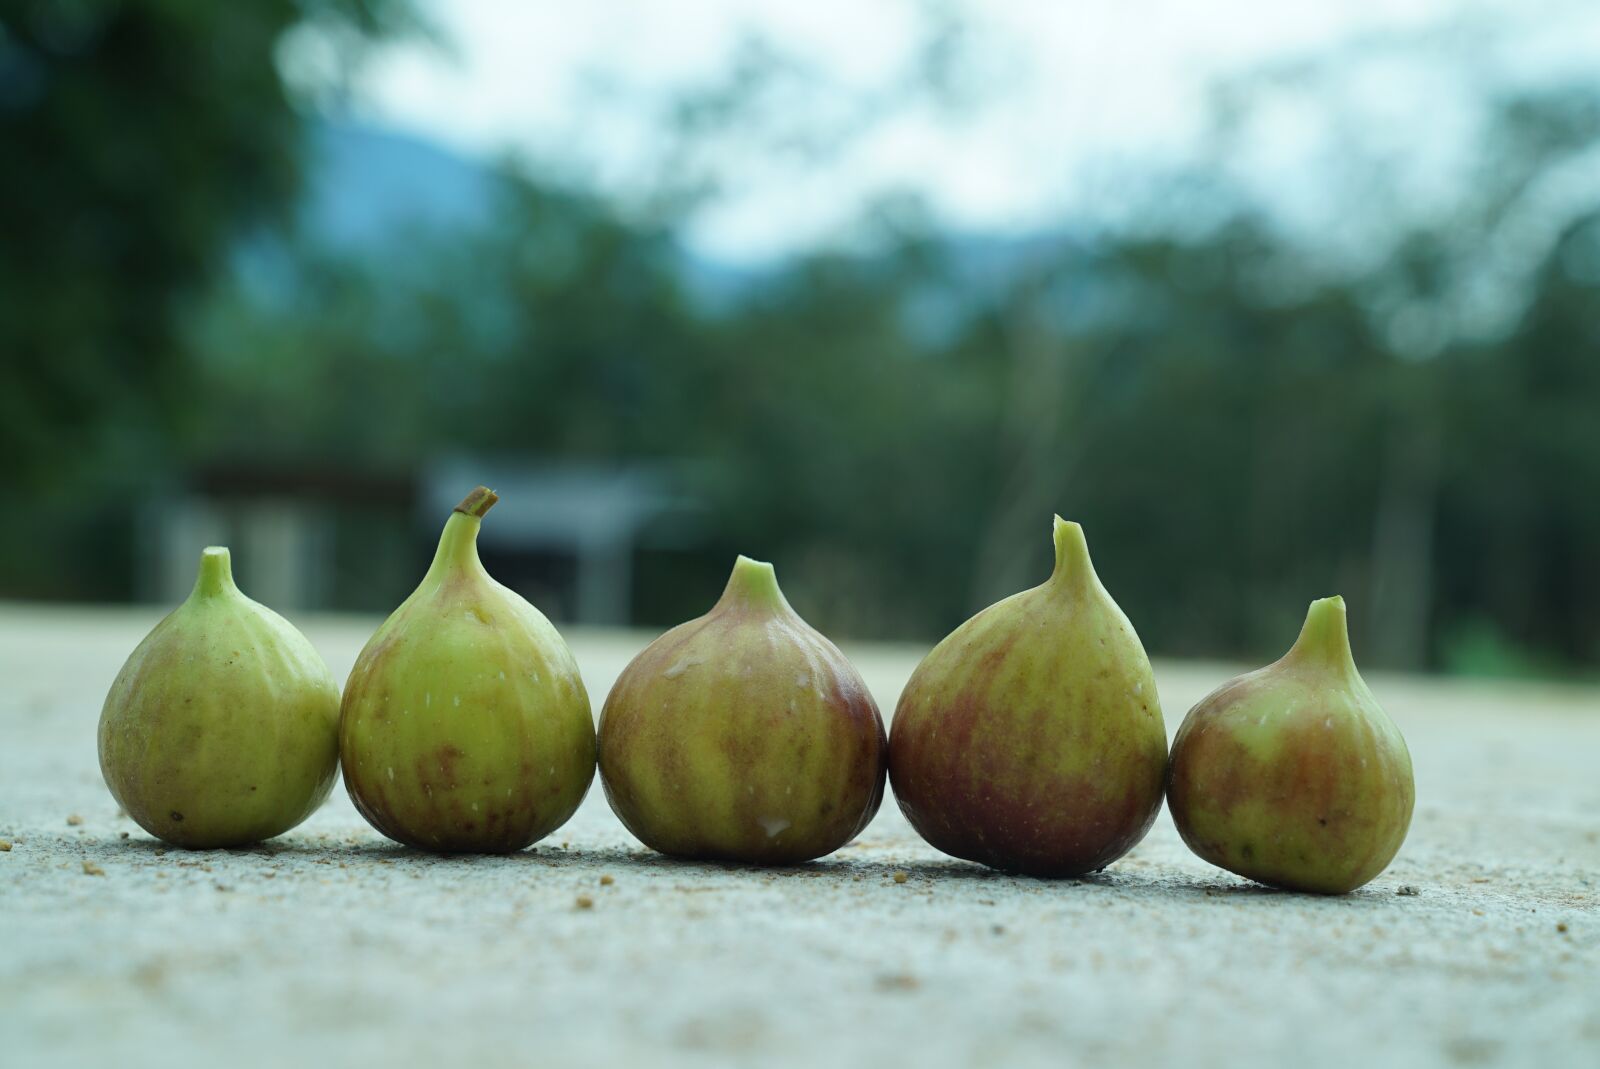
(99, 547, 340, 848)
(1167, 595, 1414, 894)
(598, 555, 887, 864)
(889, 517, 1167, 877)
(339, 487, 595, 852)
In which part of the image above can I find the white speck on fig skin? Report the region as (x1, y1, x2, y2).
(663, 658, 703, 679)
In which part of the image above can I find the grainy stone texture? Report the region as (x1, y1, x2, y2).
(1, 603, 1596, 1069)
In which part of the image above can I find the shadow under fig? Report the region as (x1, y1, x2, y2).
(90, 830, 1413, 908)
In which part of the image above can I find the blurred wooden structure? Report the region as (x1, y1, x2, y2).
(142, 459, 695, 623)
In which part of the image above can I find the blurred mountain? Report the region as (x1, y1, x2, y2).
(301, 120, 497, 247)
(291, 119, 1085, 311)
(294, 118, 769, 305)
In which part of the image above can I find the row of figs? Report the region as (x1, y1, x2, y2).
(99, 487, 1415, 894)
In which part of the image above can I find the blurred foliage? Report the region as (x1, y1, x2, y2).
(2, 3, 1598, 675)
(177, 164, 1600, 672)
(0, 0, 417, 489)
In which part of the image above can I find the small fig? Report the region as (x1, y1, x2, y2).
(339, 487, 595, 852)
(889, 517, 1167, 877)
(1167, 595, 1414, 894)
(98, 547, 340, 848)
(598, 555, 887, 864)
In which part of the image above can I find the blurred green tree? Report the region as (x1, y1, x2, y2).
(0, 0, 416, 492)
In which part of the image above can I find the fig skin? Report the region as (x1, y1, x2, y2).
(1166, 596, 1414, 894)
(889, 517, 1168, 877)
(339, 487, 595, 853)
(98, 547, 341, 849)
(598, 555, 888, 865)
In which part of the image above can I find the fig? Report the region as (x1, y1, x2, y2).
(597, 555, 887, 864)
(339, 486, 595, 852)
(1166, 595, 1414, 894)
(889, 517, 1167, 877)
(98, 547, 340, 848)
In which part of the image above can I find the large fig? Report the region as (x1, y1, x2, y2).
(98, 547, 340, 848)
(339, 487, 595, 852)
(889, 517, 1167, 877)
(598, 555, 887, 864)
(1167, 595, 1414, 893)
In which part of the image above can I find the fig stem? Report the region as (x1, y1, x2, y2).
(425, 489, 494, 582)
(1288, 595, 1359, 675)
(191, 546, 236, 600)
(454, 486, 499, 518)
(1049, 516, 1098, 592)
(717, 555, 792, 614)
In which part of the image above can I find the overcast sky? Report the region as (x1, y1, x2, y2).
(323, 0, 1600, 262)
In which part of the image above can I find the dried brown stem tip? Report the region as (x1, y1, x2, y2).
(453, 486, 499, 518)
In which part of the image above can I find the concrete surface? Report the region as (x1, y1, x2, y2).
(1, 602, 1596, 1069)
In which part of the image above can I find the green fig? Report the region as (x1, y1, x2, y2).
(889, 517, 1167, 877)
(597, 555, 887, 864)
(1166, 596, 1414, 894)
(339, 487, 595, 853)
(98, 547, 341, 848)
